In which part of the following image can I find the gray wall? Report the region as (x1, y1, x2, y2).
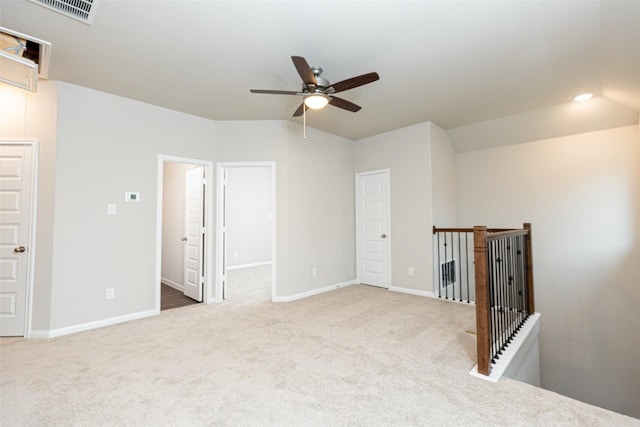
(456, 124, 640, 418)
(225, 166, 272, 269)
(1, 82, 57, 330)
(354, 123, 433, 293)
(2, 81, 356, 331)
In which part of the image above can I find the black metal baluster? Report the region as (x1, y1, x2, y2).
(453, 231, 462, 301)
(466, 232, 471, 303)
(445, 232, 449, 300)
(516, 235, 524, 327)
(498, 238, 506, 354)
(437, 231, 442, 298)
(488, 239, 497, 362)
(494, 239, 503, 359)
(508, 236, 515, 341)
(451, 232, 456, 300)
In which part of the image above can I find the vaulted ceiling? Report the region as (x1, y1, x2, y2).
(2, 0, 639, 141)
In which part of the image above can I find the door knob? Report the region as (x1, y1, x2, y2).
(181, 237, 187, 242)
(381, 234, 387, 239)
(14, 246, 26, 253)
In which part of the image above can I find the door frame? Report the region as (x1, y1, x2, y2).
(216, 162, 276, 303)
(156, 155, 213, 310)
(0, 139, 38, 338)
(355, 169, 392, 288)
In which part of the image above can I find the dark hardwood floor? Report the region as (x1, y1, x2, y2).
(161, 283, 200, 311)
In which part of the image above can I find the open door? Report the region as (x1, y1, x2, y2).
(183, 166, 204, 302)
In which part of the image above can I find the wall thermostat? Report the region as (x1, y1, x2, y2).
(125, 192, 140, 202)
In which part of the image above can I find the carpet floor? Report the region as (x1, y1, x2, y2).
(1, 282, 637, 426)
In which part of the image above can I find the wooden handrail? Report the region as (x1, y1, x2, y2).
(486, 229, 529, 241)
(433, 226, 515, 234)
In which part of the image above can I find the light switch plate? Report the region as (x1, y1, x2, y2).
(107, 204, 117, 215)
(125, 192, 140, 202)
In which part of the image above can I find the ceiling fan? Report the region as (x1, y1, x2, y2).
(250, 56, 379, 117)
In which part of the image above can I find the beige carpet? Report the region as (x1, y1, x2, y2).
(225, 265, 272, 304)
(1, 283, 637, 426)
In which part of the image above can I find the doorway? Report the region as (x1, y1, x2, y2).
(157, 155, 213, 311)
(216, 162, 276, 303)
(355, 169, 391, 288)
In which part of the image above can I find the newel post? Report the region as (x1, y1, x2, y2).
(523, 223, 535, 314)
(473, 225, 491, 376)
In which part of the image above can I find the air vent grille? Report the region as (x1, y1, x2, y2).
(28, 0, 99, 25)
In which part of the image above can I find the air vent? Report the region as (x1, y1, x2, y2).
(28, 0, 100, 25)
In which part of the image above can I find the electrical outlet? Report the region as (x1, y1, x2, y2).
(311, 267, 318, 277)
(105, 288, 115, 299)
(408, 267, 415, 276)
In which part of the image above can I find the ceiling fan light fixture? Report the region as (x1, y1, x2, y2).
(574, 93, 593, 102)
(304, 93, 329, 109)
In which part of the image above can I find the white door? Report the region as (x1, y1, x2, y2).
(356, 170, 390, 288)
(0, 144, 35, 336)
(183, 166, 204, 302)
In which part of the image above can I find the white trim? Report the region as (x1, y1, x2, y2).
(0, 140, 39, 338)
(29, 309, 158, 339)
(389, 286, 435, 298)
(226, 261, 272, 271)
(216, 162, 276, 303)
(469, 313, 542, 383)
(28, 330, 51, 339)
(160, 277, 183, 292)
(355, 169, 392, 289)
(272, 279, 357, 303)
(157, 155, 214, 311)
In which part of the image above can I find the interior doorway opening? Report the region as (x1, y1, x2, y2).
(216, 162, 276, 304)
(157, 155, 213, 311)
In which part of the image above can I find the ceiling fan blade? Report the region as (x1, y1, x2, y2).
(250, 89, 300, 95)
(291, 56, 317, 87)
(292, 103, 308, 117)
(330, 72, 379, 93)
(329, 96, 362, 112)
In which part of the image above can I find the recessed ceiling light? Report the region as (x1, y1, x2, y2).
(574, 93, 593, 102)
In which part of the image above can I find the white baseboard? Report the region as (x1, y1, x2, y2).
(29, 309, 159, 339)
(161, 277, 183, 291)
(28, 329, 52, 339)
(226, 261, 272, 271)
(389, 286, 435, 298)
(272, 279, 357, 302)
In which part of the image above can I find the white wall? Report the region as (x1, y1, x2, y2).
(4, 82, 358, 331)
(0, 82, 57, 330)
(354, 123, 433, 293)
(225, 166, 272, 269)
(448, 96, 639, 152)
(429, 122, 457, 227)
(161, 162, 197, 288)
(50, 82, 218, 329)
(456, 125, 640, 418)
(284, 124, 355, 295)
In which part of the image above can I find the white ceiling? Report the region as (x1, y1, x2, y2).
(2, 0, 639, 141)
